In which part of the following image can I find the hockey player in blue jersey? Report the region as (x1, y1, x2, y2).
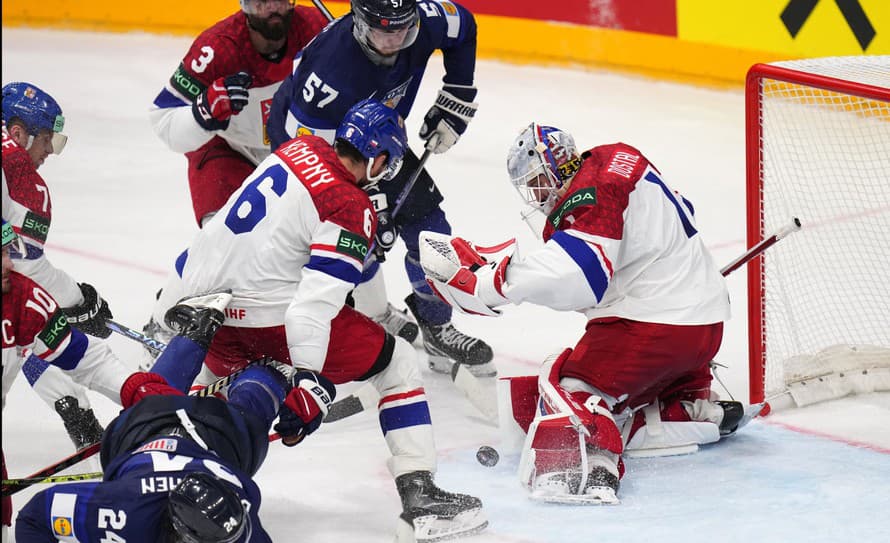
(268, 0, 495, 377)
(15, 292, 287, 542)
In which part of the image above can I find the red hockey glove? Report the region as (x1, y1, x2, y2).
(418, 231, 514, 316)
(120, 372, 183, 409)
(275, 370, 336, 447)
(192, 71, 253, 131)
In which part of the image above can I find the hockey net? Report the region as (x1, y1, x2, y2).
(745, 56, 890, 409)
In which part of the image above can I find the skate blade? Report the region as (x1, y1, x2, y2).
(427, 355, 497, 378)
(396, 508, 489, 542)
(624, 443, 699, 458)
(530, 489, 620, 506)
(174, 289, 233, 312)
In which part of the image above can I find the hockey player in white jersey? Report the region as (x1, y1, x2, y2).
(152, 99, 487, 540)
(2, 220, 133, 536)
(419, 123, 746, 504)
(2, 82, 117, 449)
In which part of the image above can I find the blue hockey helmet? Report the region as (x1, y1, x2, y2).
(352, 0, 419, 65)
(335, 99, 408, 183)
(1, 82, 67, 154)
(168, 472, 246, 543)
(506, 123, 581, 214)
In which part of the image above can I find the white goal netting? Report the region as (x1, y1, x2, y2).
(751, 56, 890, 406)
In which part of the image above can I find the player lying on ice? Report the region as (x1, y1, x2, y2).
(15, 290, 284, 542)
(418, 123, 759, 505)
(145, 99, 487, 541)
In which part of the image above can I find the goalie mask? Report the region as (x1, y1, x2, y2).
(168, 472, 247, 543)
(506, 123, 581, 214)
(1, 81, 67, 154)
(335, 98, 408, 184)
(352, 0, 420, 66)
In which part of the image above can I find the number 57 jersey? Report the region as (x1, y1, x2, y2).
(175, 135, 377, 368)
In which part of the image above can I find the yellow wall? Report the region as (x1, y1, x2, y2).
(2, 1, 887, 85)
(678, 0, 890, 57)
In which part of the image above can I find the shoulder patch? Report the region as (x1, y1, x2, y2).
(37, 312, 71, 351)
(22, 211, 50, 242)
(548, 187, 597, 228)
(336, 230, 369, 262)
(170, 63, 206, 100)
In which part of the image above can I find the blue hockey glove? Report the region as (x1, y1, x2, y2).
(419, 86, 478, 154)
(274, 370, 336, 447)
(192, 71, 252, 131)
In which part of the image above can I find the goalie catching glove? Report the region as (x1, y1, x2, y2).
(418, 86, 477, 154)
(274, 369, 336, 447)
(418, 231, 515, 317)
(192, 71, 252, 131)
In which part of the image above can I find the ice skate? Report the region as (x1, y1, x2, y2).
(405, 294, 495, 377)
(395, 471, 488, 542)
(530, 467, 619, 505)
(376, 302, 420, 343)
(164, 290, 233, 349)
(718, 401, 765, 436)
(54, 396, 104, 450)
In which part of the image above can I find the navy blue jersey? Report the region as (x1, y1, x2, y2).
(268, 0, 477, 149)
(15, 437, 271, 542)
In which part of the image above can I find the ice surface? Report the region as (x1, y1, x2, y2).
(2, 28, 888, 543)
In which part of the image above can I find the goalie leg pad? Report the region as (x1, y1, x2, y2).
(623, 402, 720, 457)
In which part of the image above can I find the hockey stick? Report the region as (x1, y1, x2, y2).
(1, 359, 274, 497)
(720, 217, 801, 277)
(366, 145, 437, 262)
(106, 319, 165, 355)
(3, 471, 103, 488)
(310, 0, 335, 22)
(1, 442, 101, 497)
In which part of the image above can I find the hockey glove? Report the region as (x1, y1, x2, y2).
(367, 186, 397, 261)
(192, 71, 253, 131)
(418, 86, 478, 154)
(275, 370, 336, 447)
(62, 283, 114, 338)
(119, 372, 182, 409)
(418, 231, 514, 317)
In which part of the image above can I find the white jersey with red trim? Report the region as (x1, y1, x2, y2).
(1, 124, 83, 306)
(502, 143, 730, 326)
(1, 272, 127, 407)
(178, 135, 376, 372)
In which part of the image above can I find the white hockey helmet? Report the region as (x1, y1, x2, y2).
(506, 123, 581, 214)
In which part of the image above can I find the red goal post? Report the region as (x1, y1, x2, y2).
(745, 57, 890, 408)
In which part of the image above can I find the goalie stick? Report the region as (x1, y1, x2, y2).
(720, 217, 801, 276)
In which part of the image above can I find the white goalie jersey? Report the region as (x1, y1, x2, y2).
(506, 142, 730, 325)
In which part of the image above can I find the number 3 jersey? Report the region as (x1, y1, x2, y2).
(14, 437, 269, 543)
(150, 8, 327, 164)
(176, 135, 377, 372)
(502, 142, 731, 326)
